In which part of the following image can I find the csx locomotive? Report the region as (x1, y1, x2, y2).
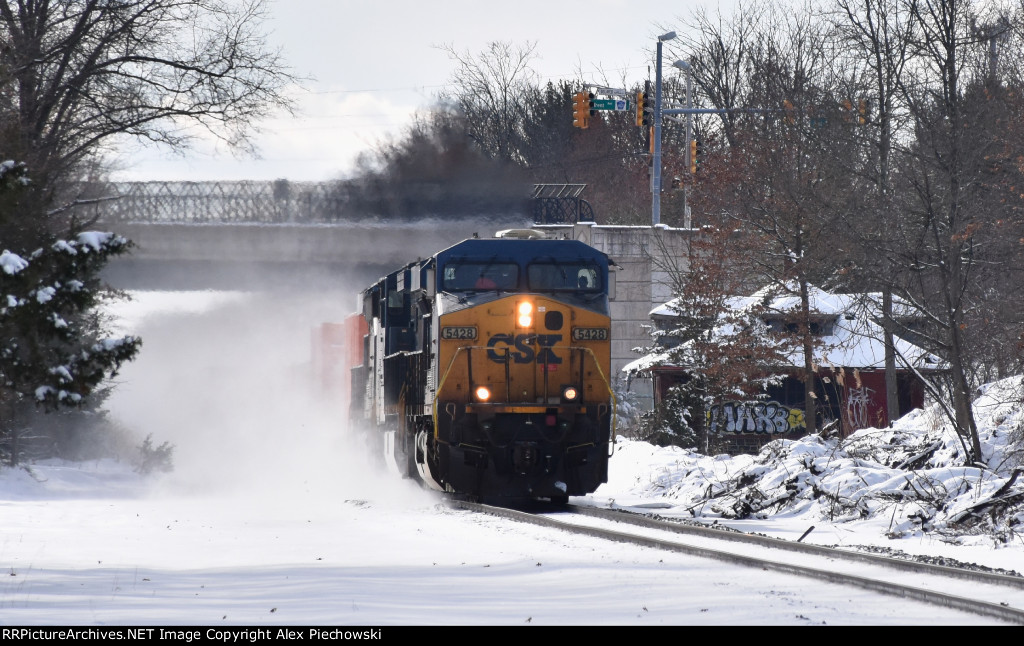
(343, 231, 617, 502)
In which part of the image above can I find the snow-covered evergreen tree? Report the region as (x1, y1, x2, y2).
(0, 161, 140, 465)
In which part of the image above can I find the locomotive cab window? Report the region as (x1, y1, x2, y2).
(442, 261, 519, 292)
(527, 262, 602, 292)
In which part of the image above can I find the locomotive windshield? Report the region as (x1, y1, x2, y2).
(527, 261, 603, 292)
(442, 260, 520, 291)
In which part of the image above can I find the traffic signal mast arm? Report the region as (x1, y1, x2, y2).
(663, 103, 869, 121)
(662, 107, 776, 116)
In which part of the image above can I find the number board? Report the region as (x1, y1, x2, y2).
(441, 326, 477, 340)
(572, 327, 609, 341)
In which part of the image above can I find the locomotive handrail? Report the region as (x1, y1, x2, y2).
(433, 344, 488, 442)
(564, 344, 617, 457)
(553, 344, 617, 457)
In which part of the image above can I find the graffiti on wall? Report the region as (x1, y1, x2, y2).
(707, 401, 806, 435)
(844, 385, 874, 430)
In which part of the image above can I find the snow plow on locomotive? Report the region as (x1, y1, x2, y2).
(341, 232, 617, 502)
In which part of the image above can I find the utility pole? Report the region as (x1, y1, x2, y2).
(674, 59, 693, 229)
(650, 31, 676, 226)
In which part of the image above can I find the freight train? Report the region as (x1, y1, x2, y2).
(339, 230, 617, 502)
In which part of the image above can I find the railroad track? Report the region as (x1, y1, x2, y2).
(447, 499, 1024, 624)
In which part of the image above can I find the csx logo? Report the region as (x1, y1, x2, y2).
(486, 334, 563, 364)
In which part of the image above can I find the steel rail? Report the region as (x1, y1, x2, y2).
(569, 504, 1024, 590)
(448, 499, 1024, 625)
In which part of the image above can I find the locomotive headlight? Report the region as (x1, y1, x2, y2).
(561, 385, 579, 402)
(517, 301, 533, 328)
(475, 386, 492, 402)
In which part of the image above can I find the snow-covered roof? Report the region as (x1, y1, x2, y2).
(651, 283, 921, 321)
(630, 283, 943, 375)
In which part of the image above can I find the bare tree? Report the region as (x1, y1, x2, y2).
(0, 0, 292, 459)
(346, 106, 531, 219)
(879, 0, 1024, 463)
(828, 0, 918, 423)
(667, 0, 1024, 463)
(434, 40, 655, 224)
(518, 80, 578, 179)
(0, 0, 294, 240)
(436, 40, 540, 165)
(672, 0, 771, 148)
(685, 5, 856, 435)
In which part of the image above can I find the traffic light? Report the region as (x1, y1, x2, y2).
(783, 99, 795, 124)
(689, 139, 705, 174)
(841, 98, 869, 124)
(641, 81, 653, 127)
(635, 90, 644, 127)
(572, 91, 590, 129)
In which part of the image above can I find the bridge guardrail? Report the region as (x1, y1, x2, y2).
(80, 181, 587, 226)
(83, 180, 351, 224)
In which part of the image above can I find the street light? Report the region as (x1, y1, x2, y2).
(673, 59, 693, 229)
(651, 31, 676, 227)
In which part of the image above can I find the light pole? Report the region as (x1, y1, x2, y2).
(673, 59, 692, 228)
(651, 31, 676, 227)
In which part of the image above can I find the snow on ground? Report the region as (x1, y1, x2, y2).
(577, 375, 1024, 576)
(2, 289, 1023, 625)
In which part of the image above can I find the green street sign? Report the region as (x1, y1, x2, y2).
(591, 99, 631, 111)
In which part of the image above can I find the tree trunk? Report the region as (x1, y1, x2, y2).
(945, 304, 983, 464)
(800, 279, 818, 435)
(882, 288, 900, 424)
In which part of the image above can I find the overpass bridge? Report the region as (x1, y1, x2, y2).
(92, 182, 695, 407)
(91, 180, 536, 290)
(103, 218, 531, 290)
(92, 180, 600, 290)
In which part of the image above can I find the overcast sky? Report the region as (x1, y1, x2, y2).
(111, 0, 724, 183)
